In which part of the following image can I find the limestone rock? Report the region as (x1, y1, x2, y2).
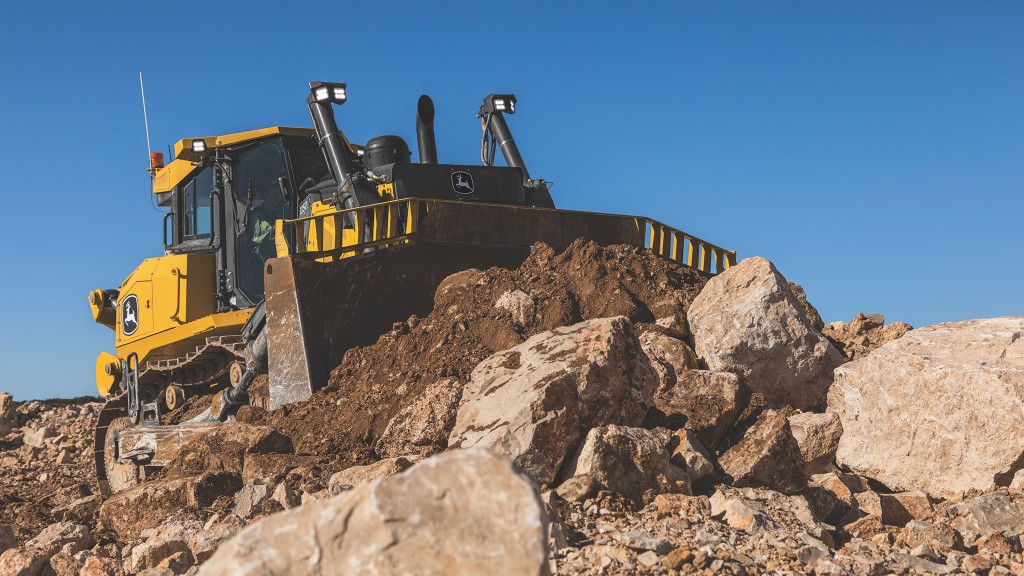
(787, 412, 842, 474)
(271, 482, 300, 510)
(23, 426, 57, 449)
(188, 515, 244, 564)
(822, 313, 912, 360)
(198, 449, 549, 576)
(787, 282, 825, 331)
(638, 330, 699, 393)
(647, 370, 748, 450)
(896, 520, 964, 553)
(328, 457, 417, 494)
(710, 487, 832, 541)
(496, 289, 536, 327)
(720, 410, 805, 494)
(564, 425, 690, 503)
(687, 257, 844, 410)
(79, 556, 121, 576)
(129, 520, 196, 574)
(829, 317, 1024, 497)
(0, 392, 15, 437)
(0, 523, 92, 576)
(948, 490, 1024, 543)
(27, 522, 92, 556)
(710, 491, 772, 532)
(233, 483, 270, 520)
(449, 316, 657, 485)
(100, 473, 240, 541)
(667, 429, 714, 482)
(810, 471, 870, 505)
(375, 379, 461, 459)
(0, 547, 48, 576)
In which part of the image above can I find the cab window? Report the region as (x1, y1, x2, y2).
(180, 167, 213, 240)
(233, 140, 290, 302)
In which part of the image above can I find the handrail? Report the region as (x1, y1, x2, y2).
(273, 198, 737, 275)
(635, 217, 737, 274)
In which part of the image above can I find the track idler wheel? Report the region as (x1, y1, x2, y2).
(164, 385, 187, 411)
(102, 416, 141, 495)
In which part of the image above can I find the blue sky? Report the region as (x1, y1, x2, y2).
(0, 2, 1020, 400)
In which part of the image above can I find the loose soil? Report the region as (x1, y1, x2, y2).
(252, 239, 709, 467)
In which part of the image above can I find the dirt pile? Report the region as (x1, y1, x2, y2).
(252, 239, 709, 462)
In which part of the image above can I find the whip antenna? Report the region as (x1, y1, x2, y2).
(140, 71, 161, 176)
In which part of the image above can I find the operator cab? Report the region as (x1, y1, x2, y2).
(158, 129, 331, 311)
(154, 85, 554, 313)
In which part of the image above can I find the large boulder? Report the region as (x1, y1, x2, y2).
(647, 369, 748, 450)
(787, 411, 842, 474)
(719, 410, 806, 494)
(198, 449, 549, 576)
(638, 330, 699, 392)
(687, 257, 844, 410)
(448, 316, 657, 485)
(563, 425, 690, 503)
(100, 473, 241, 540)
(829, 317, 1024, 498)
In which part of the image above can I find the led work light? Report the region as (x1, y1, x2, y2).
(310, 81, 348, 104)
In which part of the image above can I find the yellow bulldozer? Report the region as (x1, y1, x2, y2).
(88, 81, 736, 495)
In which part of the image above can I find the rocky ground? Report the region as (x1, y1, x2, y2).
(2, 240, 1023, 575)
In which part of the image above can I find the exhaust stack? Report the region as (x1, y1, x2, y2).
(416, 95, 438, 164)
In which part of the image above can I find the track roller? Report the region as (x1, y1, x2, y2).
(164, 385, 187, 411)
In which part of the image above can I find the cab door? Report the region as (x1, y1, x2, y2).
(227, 139, 293, 308)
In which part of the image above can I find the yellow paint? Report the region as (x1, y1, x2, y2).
(152, 159, 198, 194)
(154, 126, 364, 194)
(91, 251, 253, 396)
(94, 352, 120, 396)
(88, 289, 116, 329)
(174, 127, 315, 163)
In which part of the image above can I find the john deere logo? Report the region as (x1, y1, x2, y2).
(122, 295, 139, 336)
(451, 171, 474, 195)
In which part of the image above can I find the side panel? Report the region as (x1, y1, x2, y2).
(117, 253, 217, 351)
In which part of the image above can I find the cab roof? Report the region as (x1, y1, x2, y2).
(153, 127, 315, 194)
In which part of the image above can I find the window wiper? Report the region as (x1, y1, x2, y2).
(242, 177, 253, 229)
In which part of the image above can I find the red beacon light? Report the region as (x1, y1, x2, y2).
(150, 152, 165, 171)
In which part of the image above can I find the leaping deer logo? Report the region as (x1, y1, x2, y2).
(451, 171, 474, 195)
(122, 295, 139, 336)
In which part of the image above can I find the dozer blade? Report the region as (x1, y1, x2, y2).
(264, 201, 644, 409)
